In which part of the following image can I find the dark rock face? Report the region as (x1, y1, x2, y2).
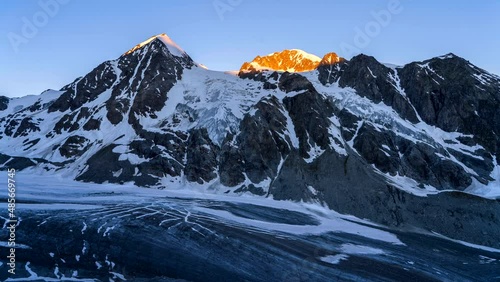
(271, 148, 500, 247)
(51, 37, 195, 186)
(76, 145, 135, 184)
(398, 54, 500, 160)
(237, 97, 290, 183)
(48, 61, 118, 113)
(109, 39, 194, 128)
(317, 59, 346, 85)
(449, 148, 494, 184)
(316, 53, 499, 188)
(133, 130, 187, 177)
(352, 123, 472, 190)
(23, 138, 40, 150)
(319, 54, 419, 123)
(185, 128, 219, 184)
(3, 119, 21, 137)
(269, 150, 316, 201)
(219, 96, 291, 186)
(283, 89, 336, 158)
(83, 118, 101, 131)
(52, 110, 85, 134)
(0, 153, 36, 170)
(352, 123, 400, 175)
(13, 117, 40, 137)
(218, 134, 246, 187)
(238, 70, 279, 84)
(0, 96, 8, 111)
(400, 142, 472, 190)
(278, 72, 315, 93)
(58, 135, 90, 158)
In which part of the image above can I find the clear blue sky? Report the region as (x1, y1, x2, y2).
(1, 0, 499, 97)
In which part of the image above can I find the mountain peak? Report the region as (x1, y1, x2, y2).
(437, 52, 459, 60)
(123, 33, 186, 57)
(240, 49, 321, 73)
(319, 52, 345, 66)
(240, 49, 345, 73)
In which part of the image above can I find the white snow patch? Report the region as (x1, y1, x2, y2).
(112, 169, 123, 178)
(387, 68, 406, 97)
(110, 272, 127, 281)
(81, 222, 87, 234)
(0, 241, 31, 249)
(82, 241, 88, 255)
(307, 186, 319, 196)
(194, 206, 404, 245)
(465, 158, 500, 199)
(25, 262, 38, 278)
(367, 67, 377, 78)
(320, 254, 349, 265)
(103, 226, 116, 237)
(340, 243, 385, 255)
(431, 231, 500, 253)
(54, 266, 61, 279)
(283, 109, 300, 149)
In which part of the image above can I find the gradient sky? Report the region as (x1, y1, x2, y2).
(1, 0, 499, 97)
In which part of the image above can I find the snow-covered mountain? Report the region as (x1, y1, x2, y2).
(1, 34, 499, 248)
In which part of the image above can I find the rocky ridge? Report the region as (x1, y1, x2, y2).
(240, 49, 344, 73)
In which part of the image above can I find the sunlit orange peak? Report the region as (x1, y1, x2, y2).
(240, 49, 344, 73)
(319, 52, 344, 66)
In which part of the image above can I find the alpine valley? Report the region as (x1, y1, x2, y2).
(0, 34, 499, 281)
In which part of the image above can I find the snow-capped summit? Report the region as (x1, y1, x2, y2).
(240, 49, 346, 73)
(240, 49, 323, 73)
(123, 33, 187, 57)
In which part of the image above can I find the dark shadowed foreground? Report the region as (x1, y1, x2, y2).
(0, 175, 498, 282)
